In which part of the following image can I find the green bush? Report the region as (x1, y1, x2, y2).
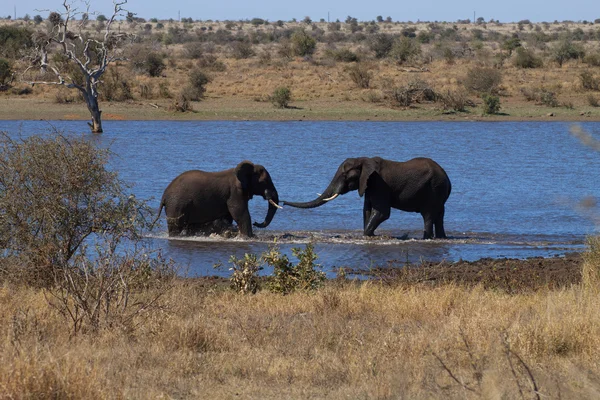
(134, 52, 166, 77)
(227, 253, 262, 294)
(0, 26, 34, 58)
(230, 41, 255, 59)
(390, 36, 422, 64)
(368, 33, 394, 58)
(0, 58, 12, 86)
(463, 67, 502, 94)
(481, 94, 501, 114)
(263, 243, 325, 295)
(271, 86, 292, 108)
(579, 71, 600, 91)
(326, 48, 359, 62)
(552, 39, 585, 67)
(291, 29, 316, 57)
(514, 47, 543, 68)
(185, 69, 211, 101)
(0, 131, 153, 286)
(346, 63, 373, 88)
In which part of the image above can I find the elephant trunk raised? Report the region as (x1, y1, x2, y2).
(254, 189, 281, 228)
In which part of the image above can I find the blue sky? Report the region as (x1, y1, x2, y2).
(7, 0, 600, 23)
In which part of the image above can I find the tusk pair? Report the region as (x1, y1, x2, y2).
(323, 193, 339, 202)
(269, 199, 283, 209)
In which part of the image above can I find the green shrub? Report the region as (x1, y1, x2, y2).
(271, 86, 292, 108)
(0, 58, 12, 87)
(133, 52, 165, 77)
(579, 71, 600, 91)
(346, 63, 373, 88)
(481, 94, 501, 114)
(227, 253, 262, 294)
(368, 33, 394, 58)
(291, 29, 316, 57)
(230, 41, 255, 59)
(0, 26, 34, 58)
(326, 48, 359, 62)
(0, 132, 153, 286)
(390, 36, 421, 64)
(263, 243, 325, 295)
(551, 39, 585, 67)
(514, 47, 543, 68)
(185, 69, 211, 101)
(463, 66, 502, 94)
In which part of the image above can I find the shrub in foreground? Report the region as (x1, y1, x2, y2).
(482, 94, 501, 114)
(0, 131, 153, 285)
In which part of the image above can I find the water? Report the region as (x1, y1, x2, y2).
(1, 120, 599, 276)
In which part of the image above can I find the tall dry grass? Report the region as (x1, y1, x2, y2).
(1, 278, 600, 399)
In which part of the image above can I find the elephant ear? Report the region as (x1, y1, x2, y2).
(235, 161, 255, 190)
(358, 157, 380, 197)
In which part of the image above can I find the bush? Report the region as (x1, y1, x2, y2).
(552, 39, 585, 67)
(579, 71, 600, 91)
(439, 89, 473, 112)
(290, 29, 316, 57)
(0, 26, 34, 58)
(182, 42, 204, 59)
(326, 48, 359, 62)
(227, 253, 262, 294)
(463, 67, 502, 94)
(481, 94, 501, 114)
(346, 63, 373, 88)
(390, 36, 421, 64)
(197, 54, 227, 71)
(385, 79, 438, 107)
(587, 94, 599, 107)
(0, 131, 153, 286)
(368, 33, 394, 58)
(133, 52, 165, 77)
(0, 58, 12, 87)
(263, 243, 325, 294)
(514, 47, 543, 68)
(185, 69, 210, 101)
(271, 87, 291, 108)
(522, 87, 560, 107)
(230, 41, 255, 59)
(584, 52, 600, 67)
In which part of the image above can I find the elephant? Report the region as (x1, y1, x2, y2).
(157, 160, 281, 237)
(283, 157, 451, 239)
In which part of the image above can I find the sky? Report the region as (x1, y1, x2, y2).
(6, 0, 600, 24)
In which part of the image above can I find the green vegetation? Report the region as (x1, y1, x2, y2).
(270, 86, 292, 108)
(482, 93, 501, 114)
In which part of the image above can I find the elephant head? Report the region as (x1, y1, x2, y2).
(235, 161, 281, 228)
(283, 157, 379, 208)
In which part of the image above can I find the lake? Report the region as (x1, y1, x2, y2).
(1, 120, 599, 277)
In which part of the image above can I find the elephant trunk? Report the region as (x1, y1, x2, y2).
(283, 181, 340, 209)
(254, 190, 280, 228)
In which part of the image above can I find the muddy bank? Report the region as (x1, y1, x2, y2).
(349, 252, 583, 292)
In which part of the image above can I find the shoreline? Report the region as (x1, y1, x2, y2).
(2, 97, 600, 123)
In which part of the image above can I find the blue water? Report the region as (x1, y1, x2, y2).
(1, 120, 599, 276)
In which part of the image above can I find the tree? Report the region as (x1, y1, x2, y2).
(25, 1, 130, 133)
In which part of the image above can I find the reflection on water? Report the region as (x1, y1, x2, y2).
(0, 120, 598, 277)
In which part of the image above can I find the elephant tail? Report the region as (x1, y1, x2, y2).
(150, 198, 166, 230)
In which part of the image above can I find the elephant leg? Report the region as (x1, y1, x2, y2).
(434, 206, 447, 239)
(421, 212, 434, 239)
(229, 204, 253, 237)
(364, 202, 390, 236)
(167, 221, 183, 237)
(363, 198, 372, 232)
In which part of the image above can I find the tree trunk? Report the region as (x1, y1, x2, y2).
(83, 88, 103, 133)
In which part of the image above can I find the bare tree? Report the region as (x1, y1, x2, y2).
(24, 1, 130, 133)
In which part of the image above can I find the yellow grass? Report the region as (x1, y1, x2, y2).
(2, 278, 600, 399)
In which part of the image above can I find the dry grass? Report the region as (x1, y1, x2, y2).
(2, 272, 600, 398)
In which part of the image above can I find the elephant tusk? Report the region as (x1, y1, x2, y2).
(323, 193, 339, 202)
(317, 193, 322, 196)
(269, 199, 283, 209)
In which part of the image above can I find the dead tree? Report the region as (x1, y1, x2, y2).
(25, 0, 129, 133)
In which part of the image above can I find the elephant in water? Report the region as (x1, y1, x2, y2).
(157, 160, 281, 237)
(283, 157, 451, 239)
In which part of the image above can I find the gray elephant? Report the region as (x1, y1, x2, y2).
(157, 160, 281, 237)
(283, 157, 451, 239)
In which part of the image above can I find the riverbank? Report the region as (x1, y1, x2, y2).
(2, 96, 600, 122)
(1, 251, 597, 399)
